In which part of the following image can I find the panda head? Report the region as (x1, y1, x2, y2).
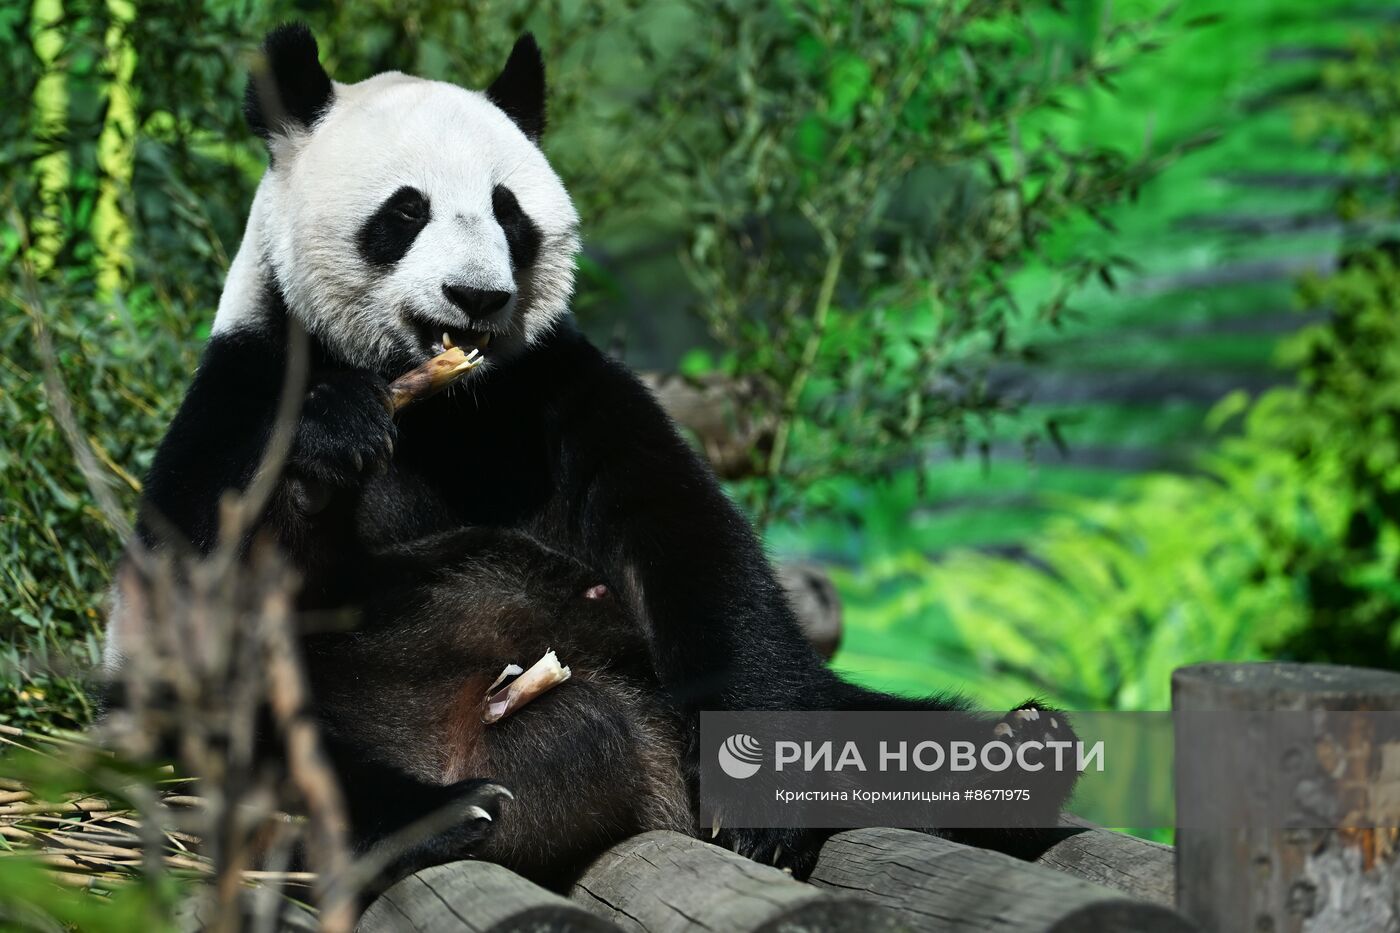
(233, 23, 579, 376)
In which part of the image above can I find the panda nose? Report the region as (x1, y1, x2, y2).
(442, 285, 512, 319)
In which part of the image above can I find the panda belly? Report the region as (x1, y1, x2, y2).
(298, 523, 691, 885)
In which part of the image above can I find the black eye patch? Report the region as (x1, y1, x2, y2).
(356, 186, 431, 267)
(492, 184, 540, 273)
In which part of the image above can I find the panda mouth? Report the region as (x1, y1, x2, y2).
(441, 330, 492, 353)
(414, 321, 493, 358)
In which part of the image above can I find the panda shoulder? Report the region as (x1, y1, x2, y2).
(527, 326, 669, 422)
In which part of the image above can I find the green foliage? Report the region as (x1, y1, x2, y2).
(846, 251, 1400, 711)
(1264, 248, 1400, 665)
(901, 250, 1400, 711)
(642, 0, 1201, 519)
(0, 859, 179, 933)
(0, 737, 228, 931)
(0, 285, 196, 728)
(1295, 31, 1400, 174)
(860, 27, 1400, 711)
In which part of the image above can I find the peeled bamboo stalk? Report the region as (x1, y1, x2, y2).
(388, 346, 482, 412)
(483, 650, 572, 724)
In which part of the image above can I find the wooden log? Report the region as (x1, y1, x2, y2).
(570, 830, 901, 933)
(809, 827, 1197, 932)
(1035, 815, 1175, 907)
(358, 859, 621, 933)
(1173, 661, 1400, 933)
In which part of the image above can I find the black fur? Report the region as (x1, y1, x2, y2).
(356, 187, 432, 268)
(136, 290, 291, 551)
(485, 34, 547, 141)
(303, 526, 689, 888)
(492, 185, 541, 272)
(244, 23, 334, 142)
(135, 285, 393, 558)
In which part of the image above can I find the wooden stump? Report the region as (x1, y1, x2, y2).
(1036, 815, 1175, 907)
(570, 830, 901, 933)
(358, 859, 621, 933)
(1174, 661, 1400, 933)
(809, 827, 1196, 932)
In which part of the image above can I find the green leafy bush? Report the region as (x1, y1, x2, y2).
(640, 0, 1200, 520)
(907, 249, 1400, 711)
(888, 31, 1400, 710)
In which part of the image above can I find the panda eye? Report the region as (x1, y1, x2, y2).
(492, 185, 522, 220)
(393, 190, 429, 223)
(358, 186, 431, 267)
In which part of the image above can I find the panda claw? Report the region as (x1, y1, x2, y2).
(471, 782, 513, 803)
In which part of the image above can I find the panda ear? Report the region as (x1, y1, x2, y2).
(244, 22, 334, 144)
(486, 34, 546, 142)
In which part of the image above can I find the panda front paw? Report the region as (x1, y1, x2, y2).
(423, 779, 513, 855)
(368, 780, 512, 891)
(713, 826, 825, 879)
(290, 370, 396, 488)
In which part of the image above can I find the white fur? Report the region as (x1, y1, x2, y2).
(214, 70, 581, 372)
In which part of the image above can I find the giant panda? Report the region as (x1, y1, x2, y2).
(110, 22, 1079, 881)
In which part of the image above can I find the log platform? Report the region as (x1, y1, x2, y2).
(358, 662, 1399, 932)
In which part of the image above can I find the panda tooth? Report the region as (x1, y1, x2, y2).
(443, 331, 455, 350)
(474, 333, 490, 350)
